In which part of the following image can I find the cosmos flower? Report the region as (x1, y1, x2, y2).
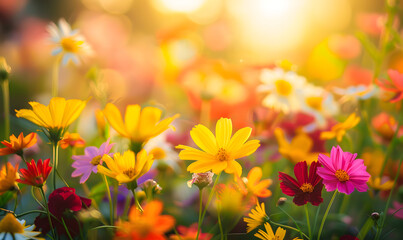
(103, 103, 179, 151)
(115, 201, 175, 240)
(0, 132, 37, 156)
(376, 69, 403, 102)
(176, 118, 260, 177)
(59, 132, 85, 149)
(243, 202, 268, 233)
(169, 223, 212, 240)
(17, 159, 52, 187)
(279, 161, 324, 206)
(317, 146, 370, 195)
(242, 167, 272, 198)
(0, 213, 42, 240)
(0, 163, 19, 195)
(71, 139, 115, 183)
(47, 18, 92, 65)
(15, 97, 87, 144)
(320, 113, 360, 142)
(97, 150, 153, 188)
(258, 67, 307, 113)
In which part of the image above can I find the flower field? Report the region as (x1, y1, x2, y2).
(0, 0, 403, 239)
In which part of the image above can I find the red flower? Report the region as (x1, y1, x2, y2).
(376, 69, 403, 102)
(16, 159, 52, 187)
(35, 187, 91, 237)
(279, 161, 324, 206)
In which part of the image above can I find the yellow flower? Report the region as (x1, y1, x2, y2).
(244, 167, 272, 198)
(0, 163, 19, 195)
(103, 103, 179, 151)
(274, 128, 319, 165)
(176, 118, 260, 177)
(254, 223, 286, 240)
(97, 150, 153, 187)
(368, 177, 394, 191)
(0, 213, 43, 240)
(15, 97, 87, 143)
(244, 202, 268, 233)
(320, 113, 360, 142)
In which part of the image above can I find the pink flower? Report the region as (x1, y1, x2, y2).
(71, 139, 114, 183)
(317, 146, 370, 195)
(388, 201, 403, 219)
(376, 69, 403, 102)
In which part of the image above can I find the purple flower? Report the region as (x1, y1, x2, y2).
(317, 146, 370, 195)
(71, 139, 114, 183)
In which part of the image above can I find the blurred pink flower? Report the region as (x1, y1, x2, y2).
(328, 35, 361, 59)
(376, 69, 403, 102)
(388, 201, 403, 219)
(356, 13, 399, 36)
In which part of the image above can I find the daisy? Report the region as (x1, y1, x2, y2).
(47, 18, 92, 65)
(0, 213, 42, 240)
(176, 118, 260, 177)
(258, 67, 306, 114)
(71, 139, 115, 183)
(317, 146, 370, 195)
(243, 202, 268, 233)
(143, 132, 180, 171)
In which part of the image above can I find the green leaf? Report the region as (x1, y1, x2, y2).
(0, 191, 14, 207)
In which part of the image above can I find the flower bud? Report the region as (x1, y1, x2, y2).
(277, 197, 287, 206)
(0, 57, 11, 81)
(371, 212, 380, 221)
(187, 172, 214, 190)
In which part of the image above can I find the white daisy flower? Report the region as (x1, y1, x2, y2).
(47, 18, 92, 65)
(333, 84, 378, 101)
(143, 132, 180, 171)
(0, 213, 43, 240)
(258, 67, 306, 114)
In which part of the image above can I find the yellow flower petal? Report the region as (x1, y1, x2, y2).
(227, 127, 252, 153)
(224, 160, 242, 176)
(190, 124, 218, 154)
(15, 109, 46, 127)
(138, 106, 162, 139)
(124, 105, 141, 136)
(233, 140, 260, 159)
(62, 99, 87, 127)
(216, 118, 232, 148)
(30, 102, 53, 128)
(247, 167, 263, 186)
(103, 103, 130, 138)
(187, 160, 227, 174)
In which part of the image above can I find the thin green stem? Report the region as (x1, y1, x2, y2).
(196, 188, 203, 240)
(270, 220, 310, 240)
(375, 157, 403, 240)
(16, 210, 47, 218)
(305, 204, 312, 239)
(132, 189, 143, 213)
(317, 190, 338, 240)
(102, 174, 114, 225)
(40, 187, 57, 240)
(52, 56, 60, 97)
(31, 187, 45, 209)
(2, 79, 9, 140)
(278, 206, 304, 239)
(61, 218, 74, 240)
(173, 227, 183, 240)
(217, 201, 224, 240)
(52, 144, 57, 191)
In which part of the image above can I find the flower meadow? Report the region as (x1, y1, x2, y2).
(1, 1, 403, 240)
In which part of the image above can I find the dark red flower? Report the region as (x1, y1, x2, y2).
(35, 187, 91, 237)
(279, 161, 324, 206)
(16, 159, 52, 187)
(340, 235, 359, 240)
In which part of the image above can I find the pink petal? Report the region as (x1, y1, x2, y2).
(317, 167, 336, 180)
(353, 182, 368, 192)
(388, 69, 403, 90)
(318, 154, 335, 172)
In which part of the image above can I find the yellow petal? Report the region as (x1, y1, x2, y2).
(49, 97, 66, 128)
(97, 165, 116, 178)
(264, 222, 275, 238)
(291, 132, 312, 153)
(102, 153, 121, 174)
(104, 103, 130, 138)
(190, 124, 218, 154)
(233, 140, 260, 159)
(274, 226, 286, 240)
(224, 160, 242, 176)
(227, 127, 252, 153)
(178, 147, 216, 162)
(320, 131, 335, 140)
(138, 106, 162, 139)
(247, 167, 262, 186)
(187, 160, 227, 173)
(15, 109, 47, 127)
(216, 118, 232, 148)
(148, 114, 180, 141)
(62, 99, 87, 127)
(124, 105, 141, 136)
(30, 102, 53, 128)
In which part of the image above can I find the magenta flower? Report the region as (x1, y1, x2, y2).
(317, 146, 370, 195)
(71, 139, 115, 183)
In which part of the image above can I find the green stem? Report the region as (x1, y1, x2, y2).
(132, 189, 144, 213)
(52, 56, 60, 97)
(317, 190, 338, 240)
(196, 188, 203, 240)
(16, 209, 47, 218)
(379, 122, 399, 177)
(173, 227, 183, 240)
(61, 218, 74, 240)
(40, 187, 57, 240)
(374, 157, 403, 240)
(217, 201, 224, 240)
(31, 187, 45, 209)
(278, 206, 304, 239)
(2, 79, 9, 140)
(305, 204, 312, 239)
(102, 174, 114, 225)
(52, 144, 58, 191)
(270, 220, 310, 240)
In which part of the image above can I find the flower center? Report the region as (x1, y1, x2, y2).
(149, 147, 166, 160)
(123, 168, 136, 178)
(300, 183, 314, 193)
(90, 155, 102, 166)
(306, 96, 323, 111)
(61, 37, 81, 53)
(275, 79, 292, 96)
(335, 169, 349, 182)
(216, 148, 229, 162)
(0, 213, 24, 234)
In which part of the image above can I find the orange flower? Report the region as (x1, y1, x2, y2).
(243, 167, 272, 198)
(0, 132, 37, 156)
(115, 201, 175, 240)
(59, 132, 85, 149)
(0, 163, 19, 195)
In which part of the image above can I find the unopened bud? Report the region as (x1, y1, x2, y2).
(277, 197, 287, 206)
(142, 179, 162, 194)
(187, 172, 214, 190)
(371, 212, 380, 221)
(0, 57, 11, 81)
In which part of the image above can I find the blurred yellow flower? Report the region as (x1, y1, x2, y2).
(320, 113, 360, 142)
(274, 128, 319, 165)
(176, 118, 260, 176)
(59, 132, 85, 149)
(15, 97, 87, 143)
(103, 103, 179, 152)
(244, 201, 268, 233)
(0, 163, 19, 195)
(368, 177, 394, 191)
(242, 167, 272, 198)
(98, 150, 153, 187)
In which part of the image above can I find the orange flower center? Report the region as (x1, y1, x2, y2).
(335, 169, 349, 182)
(0, 213, 24, 233)
(300, 183, 314, 193)
(306, 96, 323, 111)
(216, 148, 229, 162)
(149, 147, 166, 160)
(275, 79, 292, 96)
(123, 168, 135, 178)
(61, 37, 80, 53)
(90, 155, 102, 166)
